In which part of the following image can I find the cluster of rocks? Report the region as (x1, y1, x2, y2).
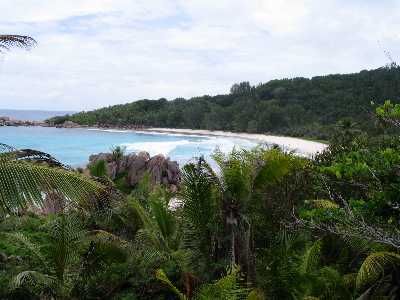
(55, 120, 81, 128)
(88, 151, 181, 190)
(0, 116, 46, 127)
(53, 120, 148, 130)
(0, 117, 148, 131)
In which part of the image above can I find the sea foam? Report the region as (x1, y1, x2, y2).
(121, 140, 192, 157)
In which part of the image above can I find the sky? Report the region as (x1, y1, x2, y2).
(0, 0, 399, 111)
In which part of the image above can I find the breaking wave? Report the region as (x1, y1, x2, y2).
(121, 140, 192, 157)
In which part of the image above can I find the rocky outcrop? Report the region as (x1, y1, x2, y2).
(0, 116, 46, 127)
(56, 120, 81, 128)
(88, 151, 181, 190)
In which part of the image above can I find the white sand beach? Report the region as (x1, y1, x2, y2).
(139, 128, 328, 157)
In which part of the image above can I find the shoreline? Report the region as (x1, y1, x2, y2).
(1, 119, 328, 156)
(137, 127, 327, 156)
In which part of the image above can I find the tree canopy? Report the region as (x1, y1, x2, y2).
(49, 66, 400, 140)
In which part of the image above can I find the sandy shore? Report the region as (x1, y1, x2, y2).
(139, 127, 327, 157)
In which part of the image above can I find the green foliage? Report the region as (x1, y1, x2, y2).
(195, 265, 250, 300)
(376, 100, 400, 122)
(0, 144, 106, 214)
(157, 265, 258, 300)
(356, 252, 400, 290)
(180, 157, 219, 270)
(49, 66, 400, 140)
(89, 159, 108, 177)
(156, 269, 188, 300)
(6, 212, 85, 298)
(111, 145, 126, 162)
(6, 106, 400, 300)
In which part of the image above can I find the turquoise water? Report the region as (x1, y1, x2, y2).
(0, 126, 256, 167)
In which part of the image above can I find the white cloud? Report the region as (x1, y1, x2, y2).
(0, 0, 399, 110)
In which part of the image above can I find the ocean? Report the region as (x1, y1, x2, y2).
(0, 109, 75, 121)
(0, 126, 256, 167)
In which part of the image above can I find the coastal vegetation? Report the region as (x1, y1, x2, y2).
(49, 66, 400, 140)
(1, 101, 400, 299)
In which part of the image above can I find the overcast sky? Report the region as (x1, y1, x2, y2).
(0, 0, 399, 111)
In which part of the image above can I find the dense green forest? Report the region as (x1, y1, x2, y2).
(2, 101, 400, 299)
(49, 66, 400, 139)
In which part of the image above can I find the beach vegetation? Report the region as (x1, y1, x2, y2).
(3, 99, 400, 298)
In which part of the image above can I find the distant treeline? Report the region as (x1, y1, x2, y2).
(49, 66, 400, 139)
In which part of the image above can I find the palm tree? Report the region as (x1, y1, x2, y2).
(0, 144, 106, 214)
(8, 213, 84, 299)
(7, 211, 129, 299)
(180, 148, 299, 282)
(0, 35, 36, 52)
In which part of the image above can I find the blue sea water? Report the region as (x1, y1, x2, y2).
(0, 109, 75, 121)
(0, 126, 256, 167)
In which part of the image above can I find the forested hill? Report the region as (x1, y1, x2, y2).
(49, 66, 400, 139)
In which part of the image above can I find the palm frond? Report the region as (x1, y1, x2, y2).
(343, 273, 357, 290)
(150, 197, 176, 242)
(253, 148, 293, 188)
(213, 149, 254, 202)
(0, 35, 36, 52)
(89, 159, 108, 178)
(195, 265, 249, 300)
(318, 266, 344, 299)
(180, 159, 219, 235)
(356, 251, 400, 289)
(156, 269, 188, 300)
(301, 240, 322, 273)
(11, 271, 55, 296)
(7, 232, 50, 272)
(157, 265, 254, 300)
(46, 213, 85, 281)
(13, 148, 70, 169)
(89, 229, 130, 262)
(179, 158, 222, 271)
(0, 154, 106, 213)
(246, 289, 265, 300)
(129, 197, 166, 250)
